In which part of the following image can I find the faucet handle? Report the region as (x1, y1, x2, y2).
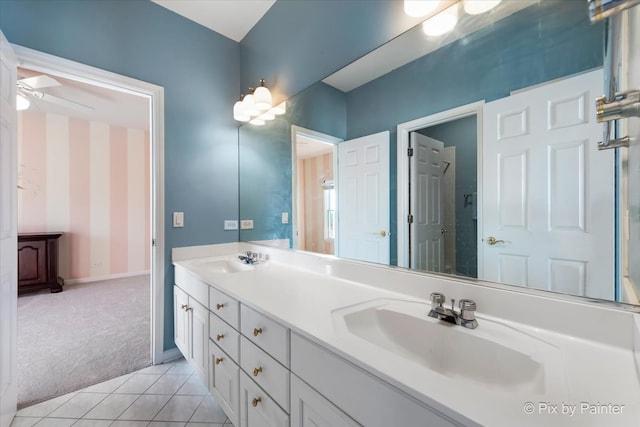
(430, 292, 446, 306)
(459, 299, 476, 311)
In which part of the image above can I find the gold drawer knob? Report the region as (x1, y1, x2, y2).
(216, 303, 224, 310)
(252, 367, 262, 377)
(251, 397, 262, 407)
(253, 327, 263, 337)
(215, 357, 223, 365)
(216, 334, 224, 341)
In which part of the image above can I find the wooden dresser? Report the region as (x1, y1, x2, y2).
(18, 232, 64, 295)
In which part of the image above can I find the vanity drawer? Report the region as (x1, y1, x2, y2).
(240, 371, 289, 427)
(240, 304, 290, 366)
(210, 286, 240, 329)
(240, 336, 289, 412)
(210, 312, 240, 361)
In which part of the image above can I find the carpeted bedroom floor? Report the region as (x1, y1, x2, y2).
(17, 275, 151, 409)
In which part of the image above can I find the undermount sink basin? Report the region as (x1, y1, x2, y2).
(332, 299, 564, 394)
(190, 258, 255, 274)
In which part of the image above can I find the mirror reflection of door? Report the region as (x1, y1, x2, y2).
(409, 116, 478, 278)
(292, 126, 341, 256)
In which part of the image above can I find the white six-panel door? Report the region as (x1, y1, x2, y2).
(337, 131, 390, 264)
(410, 133, 445, 272)
(482, 69, 614, 299)
(0, 30, 18, 427)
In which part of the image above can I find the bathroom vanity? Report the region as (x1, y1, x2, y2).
(173, 242, 640, 427)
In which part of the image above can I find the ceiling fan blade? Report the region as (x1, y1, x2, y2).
(38, 92, 94, 112)
(19, 75, 61, 90)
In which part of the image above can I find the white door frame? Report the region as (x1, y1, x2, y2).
(12, 45, 166, 364)
(290, 125, 342, 251)
(397, 101, 483, 269)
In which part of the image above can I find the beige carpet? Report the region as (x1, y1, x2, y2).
(17, 275, 151, 409)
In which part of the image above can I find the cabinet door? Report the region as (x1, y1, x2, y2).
(210, 340, 239, 427)
(190, 297, 209, 386)
(291, 375, 361, 427)
(174, 286, 190, 358)
(17, 240, 46, 285)
(240, 372, 288, 427)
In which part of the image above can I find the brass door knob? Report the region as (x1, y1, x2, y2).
(486, 236, 505, 245)
(253, 366, 262, 377)
(216, 334, 224, 341)
(251, 397, 262, 407)
(215, 357, 223, 365)
(216, 303, 224, 310)
(253, 328, 263, 337)
(373, 230, 387, 237)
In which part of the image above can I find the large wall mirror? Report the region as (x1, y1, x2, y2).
(239, 0, 640, 306)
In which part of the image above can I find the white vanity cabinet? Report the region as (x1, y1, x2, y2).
(238, 304, 290, 427)
(173, 269, 209, 385)
(208, 287, 241, 427)
(209, 338, 240, 426)
(291, 333, 470, 427)
(290, 375, 361, 427)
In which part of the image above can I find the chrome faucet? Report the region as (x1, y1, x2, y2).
(428, 292, 478, 329)
(238, 251, 258, 264)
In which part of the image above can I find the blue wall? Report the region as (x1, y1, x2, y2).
(346, 0, 603, 265)
(420, 116, 477, 278)
(240, 0, 423, 104)
(0, 0, 240, 351)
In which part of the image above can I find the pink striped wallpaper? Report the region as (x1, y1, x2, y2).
(18, 111, 150, 281)
(298, 152, 334, 255)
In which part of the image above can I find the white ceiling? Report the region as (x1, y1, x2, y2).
(18, 68, 150, 130)
(151, 0, 276, 42)
(296, 134, 334, 160)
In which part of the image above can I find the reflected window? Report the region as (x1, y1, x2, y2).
(323, 180, 335, 240)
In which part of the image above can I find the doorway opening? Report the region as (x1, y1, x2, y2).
(12, 45, 165, 407)
(291, 126, 341, 255)
(397, 102, 483, 274)
(409, 115, 478, 278)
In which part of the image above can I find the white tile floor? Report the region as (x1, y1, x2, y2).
(11, 359, 232, 427)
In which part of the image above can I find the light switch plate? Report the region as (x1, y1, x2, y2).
(173, 212, 184, 228)
(281, 212, 289, 224)
(224, 220, 238, 230)
(240, 219, 254, 230)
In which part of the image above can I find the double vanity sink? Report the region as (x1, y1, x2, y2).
(173, 243, 640, 426)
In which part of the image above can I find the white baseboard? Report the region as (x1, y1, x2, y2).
(65, 270, 150, 285)
(162, 347, 183, 363)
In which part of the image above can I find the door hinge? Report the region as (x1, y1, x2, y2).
(408, 148, 414, 157)
(408, 214, 414, 224)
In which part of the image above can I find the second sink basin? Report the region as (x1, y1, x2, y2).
(332, 299, 565, 395)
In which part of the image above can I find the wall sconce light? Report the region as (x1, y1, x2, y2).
(16, 93, 30, 111)
(234, 80, 286, 125)
(462, 0, 501, 15)
(404, 0, 440, 17)
(422, 3, 458, 36)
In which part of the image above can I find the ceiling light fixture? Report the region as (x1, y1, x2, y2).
(16, 93, 30, 111)
(404, 0, 440, 18)
(422, 3, 458, 36)
(462, 0, 501, 15)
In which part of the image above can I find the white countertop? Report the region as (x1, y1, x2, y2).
(173, 243, 640, 427)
